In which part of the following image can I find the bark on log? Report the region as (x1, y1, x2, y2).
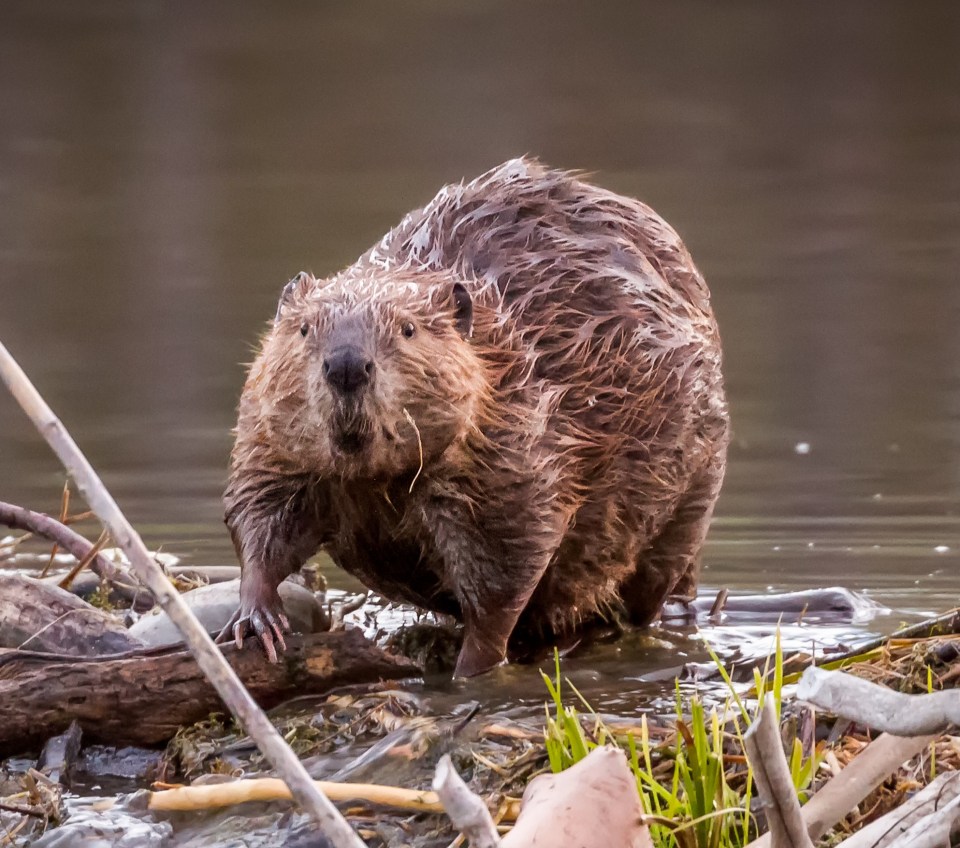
(0, 630, 419, 755)
(0, 573, 143, 655)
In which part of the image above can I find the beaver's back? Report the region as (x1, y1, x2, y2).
(354, 158, 728, 635)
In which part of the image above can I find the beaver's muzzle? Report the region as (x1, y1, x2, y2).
(323, 346, 374, 395)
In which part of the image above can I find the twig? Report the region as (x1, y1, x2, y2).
(744, 700, 813, 848)
(746, 732, 936, 848)
(0, 500, 122, 582)
(0, 340, 364, 848)
(58, 529, 109, 590)
(0, 802, 45, 819)
(39, 480, 70, 577)
(797, 666, 960, 735)
(433, 755, 503, 848)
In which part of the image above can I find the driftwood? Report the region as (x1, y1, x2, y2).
(0, 341, 366, 844)
(798, 666, 960, 736)
(0, 629, 417, 754)
(838, 771, 960, 848)
(743, 701, 814, 848)
(0, 573, 143, 655)
(433, 754, 502, 848)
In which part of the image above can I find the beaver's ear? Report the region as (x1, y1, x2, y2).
(451, 282, 473, 338)
(275, 272, 313, 323)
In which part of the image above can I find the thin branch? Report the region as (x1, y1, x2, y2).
(0, 500, 122, 582)
(0, 340, 364, 848)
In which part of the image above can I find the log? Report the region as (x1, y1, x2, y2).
(0, 573, 143, 655)
(0, 629, 419, 755)
(798, 667, 960, 736)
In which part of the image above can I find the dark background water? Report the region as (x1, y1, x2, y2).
(1, 0, 959, 618)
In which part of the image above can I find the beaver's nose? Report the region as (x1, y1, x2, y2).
(323, 347, 373, 394)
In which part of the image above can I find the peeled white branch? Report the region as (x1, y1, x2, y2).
(797, 667, 960, 736)
(0, 341, 364, 848)
(893, 793, 960, 848)
(432, 755, 502, 848)
(744, 700, 814, 848)
(837, 771, 960, 848)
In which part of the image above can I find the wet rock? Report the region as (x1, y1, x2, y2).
(79, 746, 165, 782)
(129, 578, 328, 648)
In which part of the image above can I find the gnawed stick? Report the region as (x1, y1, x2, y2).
(433, 754, 503, 848)
(744, 701, 813, 848)
(745, 731, 937, 848)
(837, 771, 960, 848)
(798, 666, 960, 735)
(893, 794, 960, 848)
(110, 776, 521, 821)
(0, 340, 364, 848)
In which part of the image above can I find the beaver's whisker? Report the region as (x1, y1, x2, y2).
(402, 408, 424, 493)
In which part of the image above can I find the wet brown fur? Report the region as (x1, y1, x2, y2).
(225, 158, 729, 677)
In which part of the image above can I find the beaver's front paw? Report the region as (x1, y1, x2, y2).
(220, 582, 290, 663)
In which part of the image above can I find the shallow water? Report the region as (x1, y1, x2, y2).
(1, 0, 959, 775)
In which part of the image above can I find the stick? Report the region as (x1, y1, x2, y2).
(0, 340, 364, 848)
(745, 732, 937, 848)
(433, 755, 503, 848)
(797, 667, 960, 736)
(148, 778, 448, 815)
(744, 701, 814, 848)
(837, 771, 960, 848)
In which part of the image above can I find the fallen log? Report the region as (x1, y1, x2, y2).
(0, 573, 143, 655)
(0, 629, 419, 755)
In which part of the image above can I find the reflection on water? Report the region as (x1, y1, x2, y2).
(1, 2, 958, 637)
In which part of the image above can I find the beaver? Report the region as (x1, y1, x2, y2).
(224, 158, 729, 678)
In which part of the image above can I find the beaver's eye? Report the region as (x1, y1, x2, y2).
(300, 323, 309, 337)
(401, 322, 416, 339)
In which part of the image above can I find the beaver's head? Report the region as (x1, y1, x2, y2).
(250, 270, 484, 480)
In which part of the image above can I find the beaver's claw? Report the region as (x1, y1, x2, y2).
(217, 601, 290, 663)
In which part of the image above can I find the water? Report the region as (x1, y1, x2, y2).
(1, 2, 959, 688)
